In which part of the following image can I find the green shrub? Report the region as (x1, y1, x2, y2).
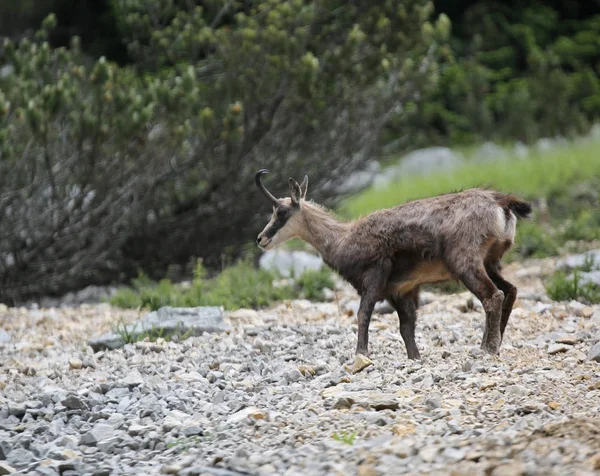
(332, 431, 357, 445)
(513, 221, 561, 259)
(294, 269, 336, 301)
(545, 270, 600, 304)
(1, 0, 444, 304)
(110, 260, 336, 311)
(561, 209, 600, 242)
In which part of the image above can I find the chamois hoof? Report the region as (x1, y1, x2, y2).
(480, 341, 501, 356)
(351, 354, 373, 374)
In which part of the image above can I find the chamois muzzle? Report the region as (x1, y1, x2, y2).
(255, 169, 279, 206)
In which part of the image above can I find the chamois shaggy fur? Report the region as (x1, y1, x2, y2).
(255, 170, 532, 364)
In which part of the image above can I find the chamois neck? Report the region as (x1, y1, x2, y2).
(297, 201, 349, 261)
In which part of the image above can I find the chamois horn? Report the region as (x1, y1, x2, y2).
(255, 169, 279, 205)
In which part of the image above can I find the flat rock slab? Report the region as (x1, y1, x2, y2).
(88, 306, 228, 352)
(556, 249, 600, 270)
(329, 391, 399, 411)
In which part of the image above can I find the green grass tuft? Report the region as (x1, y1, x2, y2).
(295, 268, 336, 301)
(545, 270, 600, 303)
(332, 431, 358, 445)
(545, 256, 600, 304)
(110, 259, 336, 311)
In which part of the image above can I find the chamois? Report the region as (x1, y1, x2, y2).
(255, 169, 532, 372)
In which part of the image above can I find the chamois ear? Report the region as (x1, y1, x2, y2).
(289, 178, 302, 205)
(299, 175, 308, 199)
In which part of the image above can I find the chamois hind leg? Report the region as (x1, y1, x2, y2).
(388, 288, 421, 360)
(449, 260, 504, 355)
(485, 261, 517, 341)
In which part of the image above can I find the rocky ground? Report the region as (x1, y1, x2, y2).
(1, 254, 600, 476)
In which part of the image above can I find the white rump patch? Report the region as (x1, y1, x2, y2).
(495, 207, 516, 241)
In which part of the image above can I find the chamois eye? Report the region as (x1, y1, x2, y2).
(277, 208, 287, 218)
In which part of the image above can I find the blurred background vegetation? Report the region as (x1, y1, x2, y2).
(0, 0, 599, 305)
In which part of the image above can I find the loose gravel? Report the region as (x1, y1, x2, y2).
(1, 256, 599, 476)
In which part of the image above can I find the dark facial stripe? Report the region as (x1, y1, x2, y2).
(265, 214, 289, 239)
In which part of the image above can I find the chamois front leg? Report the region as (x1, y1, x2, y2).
(356, 295, 377, 357)
(353, 262, 391, 373)
(352, 295, 377, 374)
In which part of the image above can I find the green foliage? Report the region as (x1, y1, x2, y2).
(388, 4, 600, 147)
(3, 1, 600, 303)
(546, 271, 600, 304)
(110, 260, 336, 311)
(294, 269, 336, 301)
(111, 317, 139, 344)
(166, 435, 206, 452)
(561, 210, 600, 242)
(513, 221, 561, 259)
(332, 431, 357, 445)
(544, 251, 599, 304)
(111, 313, 193, 344)
(0, 1, 443, 303)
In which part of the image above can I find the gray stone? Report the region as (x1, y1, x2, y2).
(121, 370, 144, 387)
(474, 142, 508, 162)
(181, 425, 204, 437)
(575, 270, 600, 287)
(88, 306, 228, 351)
(207, 371, 224, 384)
(555, 335, 579, 345)
(105, 387, 130, 400)
(39, 285, 117, 308)
(330, 392, 399, 411)
(6, 448, 35, 468)
(96, 434, 125, 453)
(258, 250, 323, 278)
(0, 438, 12, 460)
(419, 446, 438, 463)
(373, 147, 464, 187)
(0, 463, 16, 475)
(180, 466, 252, 476)
(284, 369, 304, 383)
(0, 330, 11, 344)
(442, 447, 466, 461)
(548, 344, 570, 355)
(534, 302, 553, 314)
(374, 301, 395, 315)
(425, 397, 442, 410)
(7, 403, 26, 418)
(556, 250, 600, 271)
(505, 385, 530, 397)
(336, 160, 381, 193)
(61, 394, 87, 410)
(79, 423, 115, 446)
(587, 342, 600, 362)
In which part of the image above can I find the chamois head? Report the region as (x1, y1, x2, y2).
(255, 169, 308, 250)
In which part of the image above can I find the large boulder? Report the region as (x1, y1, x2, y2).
(88, 306, 228, 352)
(259, 250, 324, 278)
(556, 250, 600, 271)
(373, 147, 464, 187)
(336, 160, 382, 194)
